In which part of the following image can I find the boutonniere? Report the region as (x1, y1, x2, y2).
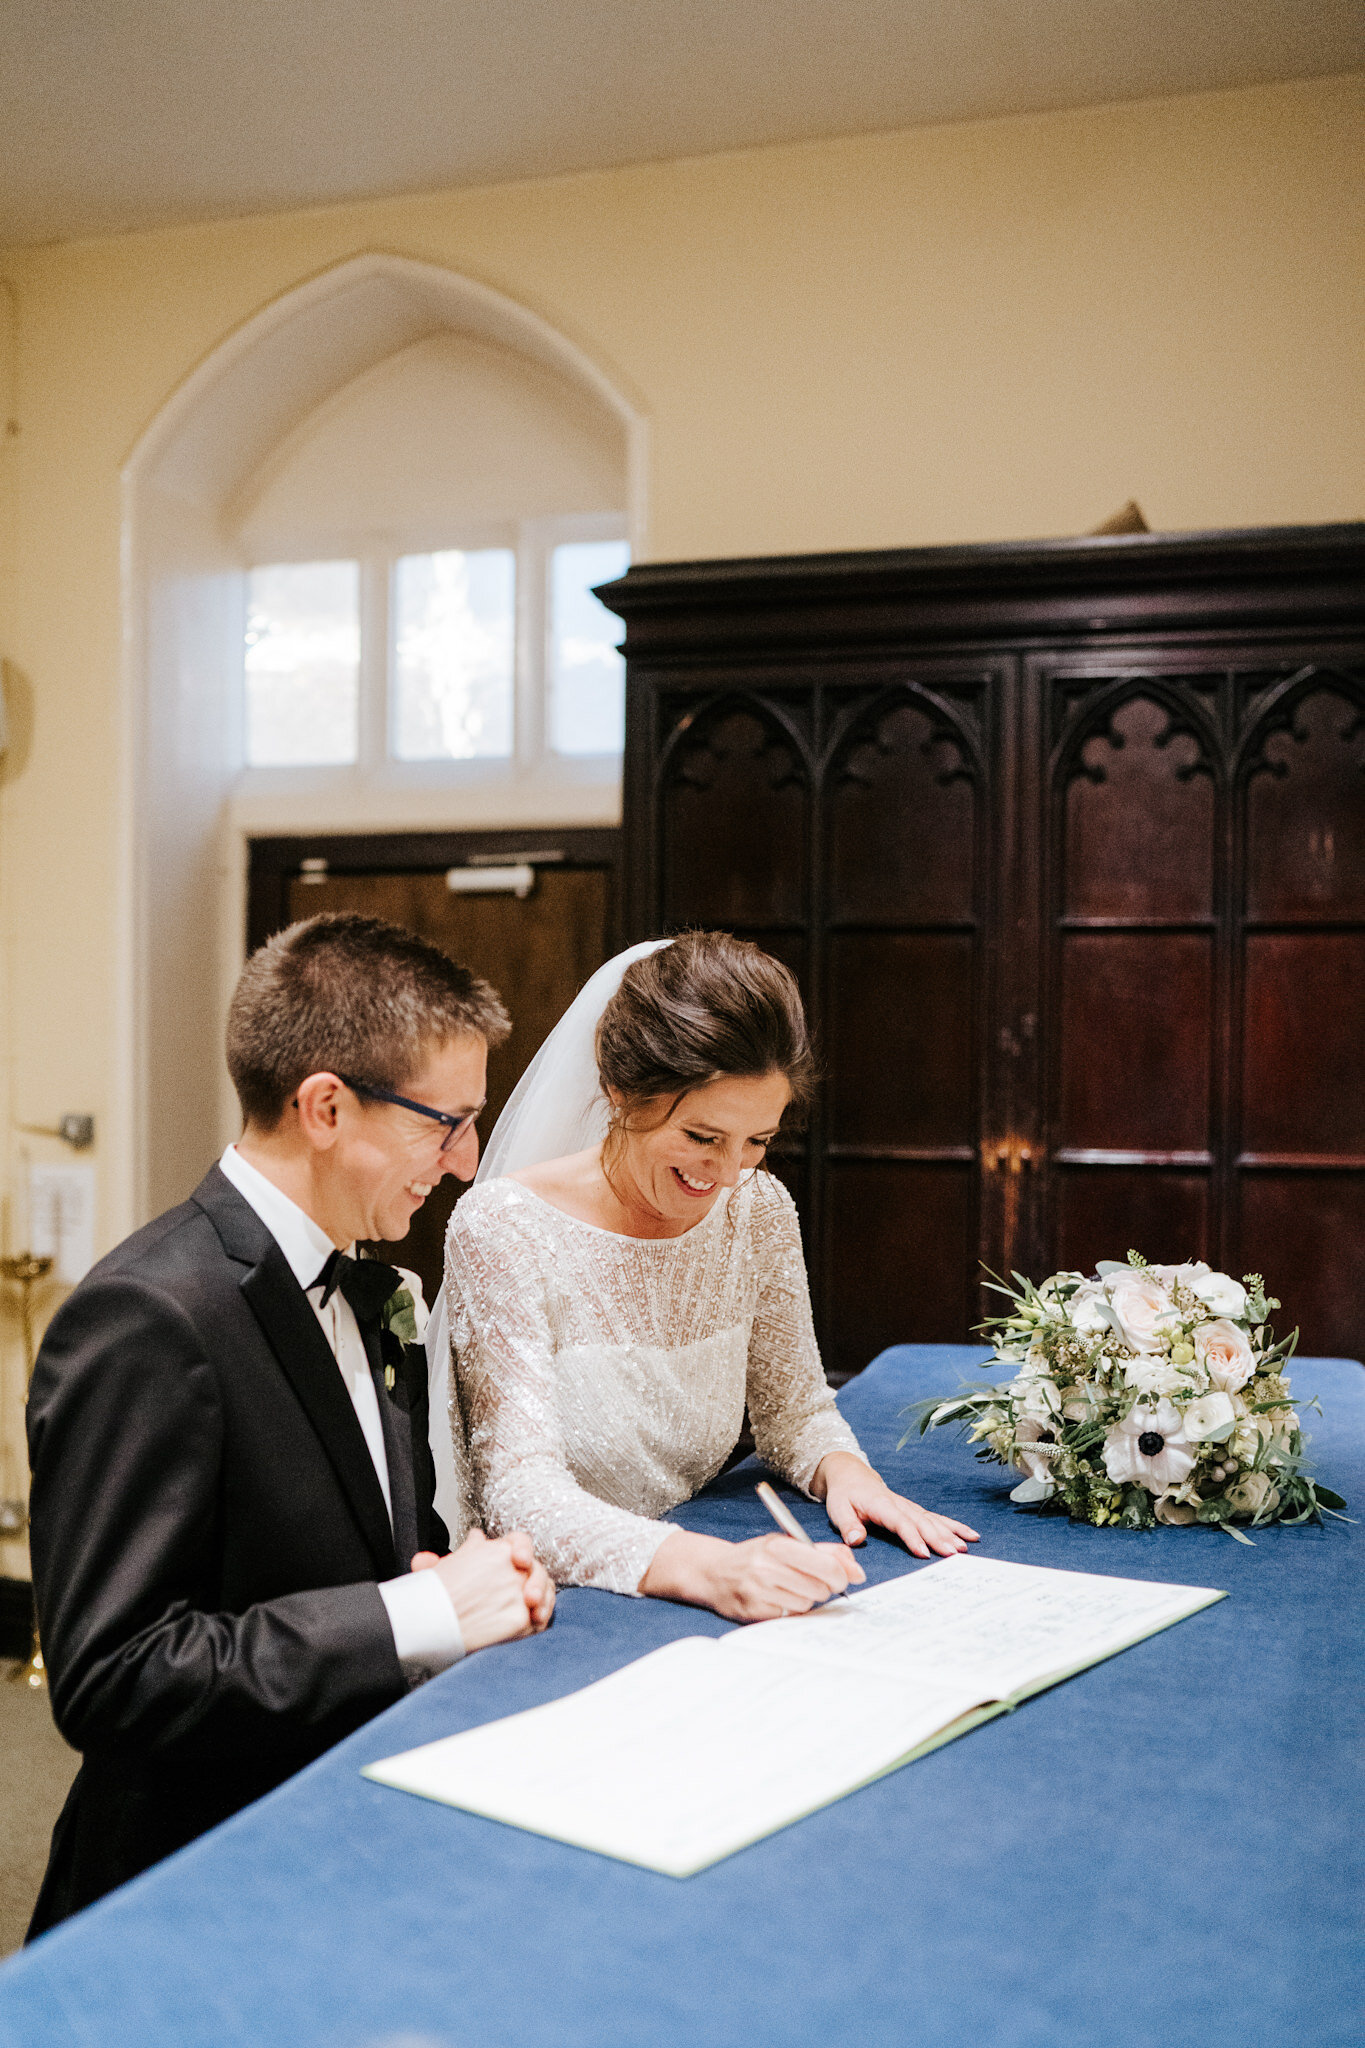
(378, 1275, 428, 1391)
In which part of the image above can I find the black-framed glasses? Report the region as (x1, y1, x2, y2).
(338, 1074, 483, 1153)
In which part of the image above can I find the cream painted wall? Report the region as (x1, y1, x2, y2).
(0, 69, 1360, 1571)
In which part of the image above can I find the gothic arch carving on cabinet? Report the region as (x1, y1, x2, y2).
(824, 682, 982, 928)
(1051, 678, 1221, 925)
(1237, 666, 1365, 925)
(657, 693, 812, 932)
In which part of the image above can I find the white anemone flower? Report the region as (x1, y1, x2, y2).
(1103, 1399, 1196, 1495)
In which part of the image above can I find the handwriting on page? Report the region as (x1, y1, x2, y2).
(725, 1554, 1224, 1701)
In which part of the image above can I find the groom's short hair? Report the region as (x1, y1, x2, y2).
(227, 912, 510, 1129)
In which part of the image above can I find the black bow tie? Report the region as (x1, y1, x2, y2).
(310, 1249, 400, 1324)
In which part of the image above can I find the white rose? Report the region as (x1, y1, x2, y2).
(1106, 1272, 1180, 1353)
(1181, 1391, 1237, 1442)
(1016, 1376, 1063, 1422)
(1123, 1355, 1185, 1398)
(1190, 1271, 1248, 1318)
(1061, 1380, 1104, 1422)
(1226, 1471, 1280, 1518)
(1229, 1418, 1260, 1462)
(1070, 1284, 1114, 1336)
(1151, 1260, 1211, 1289)
(1256, 1413, 1298, 1452)
(1194, 1319, 1255, 1392)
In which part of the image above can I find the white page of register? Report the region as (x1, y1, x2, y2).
(725, 1553, 1226, 1702)
(364, 1556, 1224, 1876)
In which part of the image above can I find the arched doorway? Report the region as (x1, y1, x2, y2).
(119, 254, 648, 1227)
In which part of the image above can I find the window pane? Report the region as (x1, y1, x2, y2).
(549, 539, 630, 755)
(244, 561, 359, 766)
(393, 549, 515, 760)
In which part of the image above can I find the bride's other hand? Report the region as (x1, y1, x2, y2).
(812, 1452, 980, 1558)
(639, 1528, 864, 1621)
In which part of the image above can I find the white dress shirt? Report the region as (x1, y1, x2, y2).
(218, 1145, 463, 1681)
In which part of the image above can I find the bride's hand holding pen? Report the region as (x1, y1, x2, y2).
(638, 1524, 864, 1621)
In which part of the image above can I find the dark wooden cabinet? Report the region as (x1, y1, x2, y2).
(604, 524, 1365, 1375)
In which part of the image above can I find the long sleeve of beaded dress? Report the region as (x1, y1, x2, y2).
(444, 1172, 865, 1594)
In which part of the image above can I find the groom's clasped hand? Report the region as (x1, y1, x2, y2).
(410, 1530, 555, 1648)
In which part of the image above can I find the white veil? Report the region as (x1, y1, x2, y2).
(425, 938, 672, 1534)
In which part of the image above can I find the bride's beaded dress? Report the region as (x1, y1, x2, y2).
(444, 1171, 865, 1593)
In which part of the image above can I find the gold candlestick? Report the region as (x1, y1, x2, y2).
(1, 1252, 53, 1687)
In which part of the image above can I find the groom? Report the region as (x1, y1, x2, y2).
(26, 912, 553, 1936)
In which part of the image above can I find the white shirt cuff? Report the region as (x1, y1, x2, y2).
(378, 1568, 466, 1682)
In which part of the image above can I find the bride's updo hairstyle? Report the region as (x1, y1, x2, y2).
(596, 932, 814, 1163)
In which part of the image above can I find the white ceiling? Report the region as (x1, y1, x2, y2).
(3, 0, 1361, 247)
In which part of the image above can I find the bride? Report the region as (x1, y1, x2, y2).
(429, 932, 977, 1621)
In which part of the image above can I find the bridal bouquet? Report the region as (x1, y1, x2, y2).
(912, 1255, 1345, 1541)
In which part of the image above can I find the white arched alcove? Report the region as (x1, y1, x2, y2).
(118, 253, 648, 1232)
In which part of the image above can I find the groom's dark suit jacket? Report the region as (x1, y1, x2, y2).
(25, 1166, 447, 1937)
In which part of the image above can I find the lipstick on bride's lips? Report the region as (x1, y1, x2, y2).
(671, 1166, 715, 1198)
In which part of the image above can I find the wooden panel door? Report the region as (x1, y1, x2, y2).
(1236, 666, 1365, 1356)
(1029, 665, 1223, 1280)
(282, 866, 610, 1304)
(1024, 649, 1365, 1355)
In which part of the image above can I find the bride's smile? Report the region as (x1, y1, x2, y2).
(606, 1069, 791, 1238)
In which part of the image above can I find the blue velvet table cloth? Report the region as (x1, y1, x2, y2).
(3, 1346, 1361, 2048)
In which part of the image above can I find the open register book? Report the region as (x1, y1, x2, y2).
(363, 1554, 1225, 1877)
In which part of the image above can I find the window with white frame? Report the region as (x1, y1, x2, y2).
(244, 518, 629, 773)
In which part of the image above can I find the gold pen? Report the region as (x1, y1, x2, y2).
(755, 1481, 852, 1601)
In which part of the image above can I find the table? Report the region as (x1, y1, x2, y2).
(2, 1347, 1361, 2048)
